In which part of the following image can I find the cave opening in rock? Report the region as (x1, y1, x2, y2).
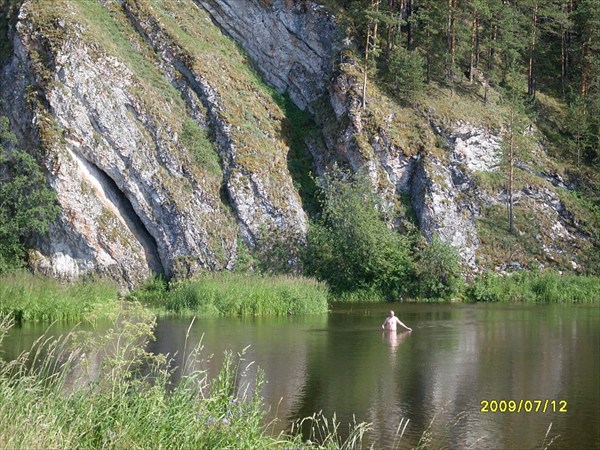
(82, 157, 165, 276)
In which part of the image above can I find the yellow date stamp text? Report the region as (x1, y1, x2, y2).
(480, 399, 567, 413)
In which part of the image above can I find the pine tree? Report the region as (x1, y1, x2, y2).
(412, 0, 446, 82)
(566, 95, 591, 168)
(361, 0, 382, 109)
(386, 45, 425, 104)
(501, 69, 528, 234)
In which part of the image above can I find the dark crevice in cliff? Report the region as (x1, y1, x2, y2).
(79, 155, 165, 276)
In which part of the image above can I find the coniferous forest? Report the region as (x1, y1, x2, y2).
(328, 0, 598, 169)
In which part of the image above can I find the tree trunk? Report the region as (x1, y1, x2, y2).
(407, 0, 413, 49)
(508, 109, 515, 234)
(560, 0, 573, 98)
(362, 27, 371, 110)
(475, 14, 480, 68)
(581, 36, 592, 98)
(446, 0, 457, 83)
(362, 0, 381, 110)
(528, 2, 539, 100)
(488, 21, 498, 73)
(384, 0, 396, 63)
(469, 14, 478, 83)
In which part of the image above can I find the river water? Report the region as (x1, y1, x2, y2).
(3, 303, 599, 449)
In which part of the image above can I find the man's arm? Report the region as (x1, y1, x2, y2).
(395, 317, 412, 331)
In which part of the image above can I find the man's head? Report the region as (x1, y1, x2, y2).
(389, 310, 395, 317)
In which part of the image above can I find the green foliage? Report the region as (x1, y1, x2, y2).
(385, 46, 425, 104)
(125, 275, 169, 308)
(180, 118, 221, 175)
(304, 167, 412, 299)
(153, 273, 329, 316)
(565, 91, 600, 168)
(253, 224, 304, 275)
(0, 117, 60, 273)
(411, 236, 464, 299)
(0, 271, 120, 322)
(272, 93, 321, 216)
(468, 270, 600, 303)
(0, 1, 11, 63)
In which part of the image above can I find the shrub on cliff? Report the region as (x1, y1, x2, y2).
(0, 116, 60, 273)
(304, 167, 412, 299)
(410, 235, 464, 299)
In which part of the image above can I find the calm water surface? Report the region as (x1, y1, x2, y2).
(4, 303, 600, 449)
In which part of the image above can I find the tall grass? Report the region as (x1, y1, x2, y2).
(0, 306, 368, 449)
(468, 270, 600, 303)
(0, 271, 120, 322)
(154, 273, 330, 316)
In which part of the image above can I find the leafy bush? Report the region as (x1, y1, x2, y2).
(411, 236, 464, 299)
(304, 168, 412, 299)
(0, 116, 60, 273)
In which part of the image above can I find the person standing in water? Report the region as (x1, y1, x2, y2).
(382, 310, 412, 332)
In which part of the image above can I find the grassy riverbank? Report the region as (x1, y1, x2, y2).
(322, 270, 600, 304)
(467, 270, 600, 304)
(0, 308, 368, 449)
(0, 272, 120, 322)
(2, 268, 597, 326)
(0, 272, 329, 322)
(128, 273, 330, 316)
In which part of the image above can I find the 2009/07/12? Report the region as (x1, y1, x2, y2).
(480, 399, 568, 413)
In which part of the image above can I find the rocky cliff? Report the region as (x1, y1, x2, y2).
(199, 0, 595, 273)
(0, 0, 596, 287)
(1, 0, 307, 287)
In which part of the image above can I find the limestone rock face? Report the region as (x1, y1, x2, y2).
(324, 61, 482, 266)
(450, 122, 502, 173)
(410, 122, 502, 268)
(1, 3, 242, 286)
(198, 0, 340, 111)
(125, 0, 307, 250)
(1, 0, 306, 287)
